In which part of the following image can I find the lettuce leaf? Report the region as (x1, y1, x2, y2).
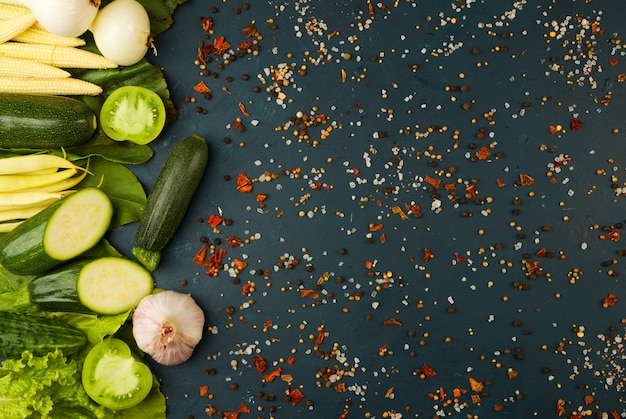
(0, 350, 107, 419)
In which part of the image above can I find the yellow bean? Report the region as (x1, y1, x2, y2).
(0, 220, 21, 233)
(0, 190, 75, 208)
(0, 205, 46, 222)
(28, 170, 88, 193)
(0, 154, 79, 175)
(0, 168, 77, 192)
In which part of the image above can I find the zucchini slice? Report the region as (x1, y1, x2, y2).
(0, 187, 113, 275)
(76, 257, 154, 314)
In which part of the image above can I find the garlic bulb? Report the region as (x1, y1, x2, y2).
(132, 290, 205, 366)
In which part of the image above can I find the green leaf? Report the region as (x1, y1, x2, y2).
(0, 350, 107, 419)
(76, 157, 147, 229)
(68, 141, 154, 165)
(0, 265, 32, 294)
(51, 311, 131, 347)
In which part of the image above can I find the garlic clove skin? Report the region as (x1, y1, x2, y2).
(132, 290, 205, 366)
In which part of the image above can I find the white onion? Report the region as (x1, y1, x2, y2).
(89, 0, 151, 66)
(132, 290, 205, 366)
(13, 0, 100, 37)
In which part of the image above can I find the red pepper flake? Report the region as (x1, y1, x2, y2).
(238, 102, 250, 116)
(242, 23, 258, 37)
(601, 229, 621, 241)
(241, 282, 253, 295)
(286, 356, 296, 365)
(583, 395, 594, 405)
(256, 193, 268, 202)
(496, 178, 506, 187)
(208, 214, 224, 228)
(420, 363, 437, 377)
(236, 173, 253, 193)
(423, 247, 434, 263)
(193, 80, 211, 94)
(193, 246, 208, 266)
(518, 173, 535, 186)
(213, 35, 230, 55)
(549, 125, 558, 135)
(383, 318, 402, 326)
(286, 387, 305, 406)
(367, 0, 374, 15)
(475, 146, 491, 160)
(300, 289, 319, 299)
(454, 252, 468, 263)
(602, 292, 618, 308)
(252, 355, 267, 374)
(313, 329, 325, 350)
(556, 399, 567, 417)
(444, 182, 456, 191)
(368, 223, 384, 232)
(571, 118, 583, 132)
(609, 58, 619, 66)
(200, 16, 213, 31)
(233, 259, 247, 271)
(223, 412, 239, 419)
(423, 175, 441, 189)
(466, 184, 477, 198)
(263, 368, 282, 382)
(199, 385, 209, 397)
(236, 40, 252, 51)
(338, 411, 349, 419)
(611, 410, 620, 419)
(384, 387, 394, 398)
(237, 403, 250, 414)
(207, 405, 217, 416)
(226, 236, 243, 247)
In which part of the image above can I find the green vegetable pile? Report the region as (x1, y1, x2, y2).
(0, 0, 190, 417)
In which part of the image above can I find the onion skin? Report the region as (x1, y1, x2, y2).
(26, 0, 100, 37)
(132, 290, 205, 366)
(90, 0, 151, 66)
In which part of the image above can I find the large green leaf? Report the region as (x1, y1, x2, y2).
(77, 157, 147, 229)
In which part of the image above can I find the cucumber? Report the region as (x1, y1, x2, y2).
(6, 257, 154, 314)
(132, 134, 208, 271)
(0, 311, 87, 358)
(0, 187, 113, 275)
(0, 93, 97, 149)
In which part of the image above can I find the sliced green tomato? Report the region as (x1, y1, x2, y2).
(77, 257, 154, 315)
(82, 338, 153, 410)
(43, 188, 113, 261)
(100, 86, 166, 145)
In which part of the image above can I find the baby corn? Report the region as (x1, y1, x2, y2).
(0, 76, 103, 95)
(0, 57, 70, 78)
(0, 42, 117, 69)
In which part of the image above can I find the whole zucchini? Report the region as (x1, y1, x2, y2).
(0, 93, 97, 149)
(0, 187, 113, 275)
(0, 311, 87, 358)
(132, 134, 208, 271)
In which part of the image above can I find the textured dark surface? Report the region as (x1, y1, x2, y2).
(110, 1, 626, 417)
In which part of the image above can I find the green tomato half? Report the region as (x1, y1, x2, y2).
(100, 86, 166, 145)
(81, 338, 153, 410)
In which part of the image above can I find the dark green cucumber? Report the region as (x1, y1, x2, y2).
(0, 311, 87, 358)
(0, 187, 113, 275)
(0, 93, 97, 149)
(132, 134, 208, 271)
